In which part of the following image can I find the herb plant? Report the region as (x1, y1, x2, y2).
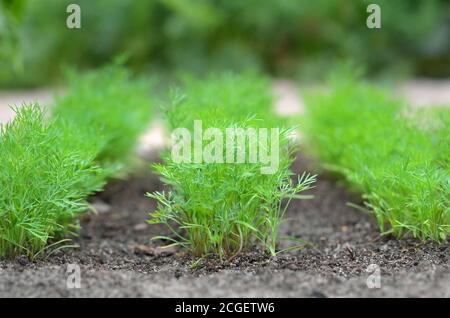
(148, 73, 315, 258)
(0, 65, 153, 259)
(0, 105, 105, 258)
(53, 65, 153, 170)
(303, 74, 449, 242)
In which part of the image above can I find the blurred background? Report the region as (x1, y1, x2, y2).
(1, 0, 449, 88)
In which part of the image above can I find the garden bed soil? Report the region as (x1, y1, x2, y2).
(0, 156, 448, 298)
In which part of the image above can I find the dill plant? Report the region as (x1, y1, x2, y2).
(53, 65, 153, 170)
(0, 105, 105, 258)
(303, 74, 449, 242)
(0, 66, 153, 258)
(147, 73, 315, 258)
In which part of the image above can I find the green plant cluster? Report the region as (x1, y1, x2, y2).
(0, 105, 104, 258)
(303, 74, 449, 242)
(1, 0, 449, 87)
(0, 66, 152, 258)
(147, 73, 315, 258)
(53, 65, 153, 169)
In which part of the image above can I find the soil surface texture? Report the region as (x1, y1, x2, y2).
(1, 156, 448, 298)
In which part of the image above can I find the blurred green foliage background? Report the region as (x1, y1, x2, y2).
(1, 0, 449, 87)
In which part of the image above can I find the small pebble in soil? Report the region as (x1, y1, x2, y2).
(16, 256, 29, 266)
(133, 223, 148, 231)
(91, 199, 111, 214)
(174, 270, 182, 279)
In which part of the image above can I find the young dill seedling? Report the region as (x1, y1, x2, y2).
(147, 73, 315, 258)
(53, 64, 153, 172)
(0, 105, 104, 259)
(303, 73, 449, 242)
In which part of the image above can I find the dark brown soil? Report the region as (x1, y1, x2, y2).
(0, 157, 448, 297)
